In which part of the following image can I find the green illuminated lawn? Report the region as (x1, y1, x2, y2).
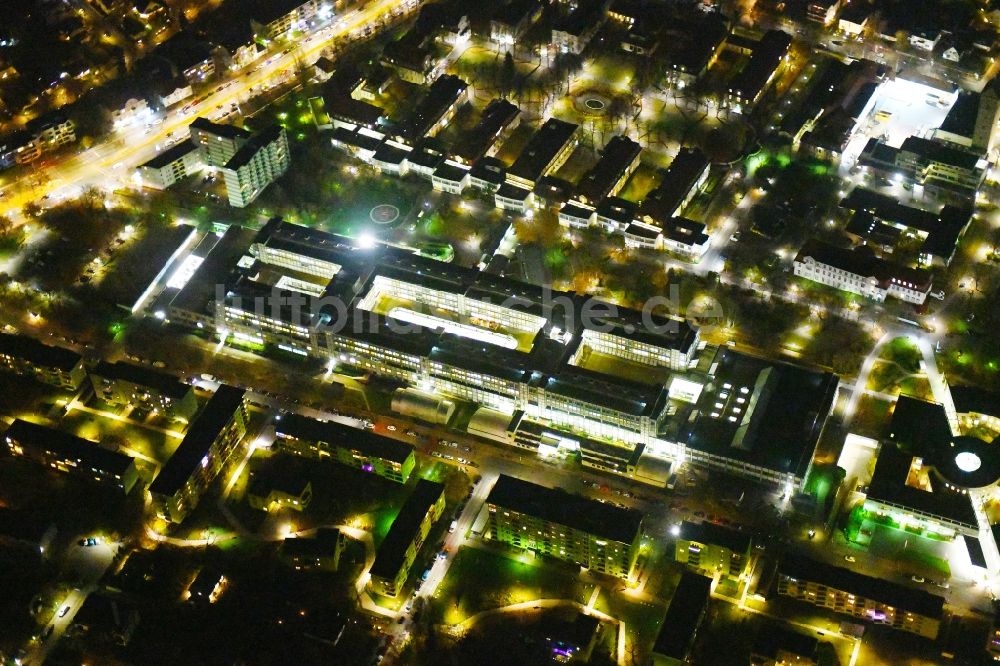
(429, 546, 589, 626)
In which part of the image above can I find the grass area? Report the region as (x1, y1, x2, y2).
(618, 164, 660, 203)
(429, 546, 589, 626)
(59, 405, 182, 466)
(851, 396, 893, 439)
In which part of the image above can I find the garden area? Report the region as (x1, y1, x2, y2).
(428, 546, 589, 627)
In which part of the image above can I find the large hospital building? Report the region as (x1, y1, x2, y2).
(162, 219, 837, 491)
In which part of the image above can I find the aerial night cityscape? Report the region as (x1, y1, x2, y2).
(1, 0, 1000, 665)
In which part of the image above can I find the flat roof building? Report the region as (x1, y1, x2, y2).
(485, 474, 645, 579)
(455, 98, 521, 164)
(368, 479, 445, 597)
(149, 385, 248, 523)
(137, 139, 203, 190)
(397, 74, 468, 142)
(676, 520, 753, 579)
(682, 349, 838, 488)
(89, 361, 198, 420)
(0, 333, 86, 389)
(651, 572, 712, 665)
(508, 118, 579, 189)
(273, 413, 416, 483)
(4, 419, 139, 493)
(639, 148, 709, 225)
(575, 135, 642, 205)
(777, 554, 944, 638)
(220, 125, 290, 207)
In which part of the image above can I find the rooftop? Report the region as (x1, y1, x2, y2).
(398, 74, 468, 141)
(4, 419, 135, 477)
(652, 572, 712, 659)
(639, 148, 709, 223)
(140, 139, 199, 170)
(274, 413, 414, 464)
(751, 625, 819, 660)
(509, 118, 578, 184)
(683, 349, 838, 479)
(780, 554, 945, 618)
(575, 135, 641, 204)
(224, 125, 284, 170)
(679, 520, 752, 553)
(455, 98, 520, 162)
(899, 136, 982, 170)
(0, 333, 82, 371)
(370, 479, 444, 580)
(91, 361, 191, 400)
(486, 474, 644, 544)
(795, 241, 932, 291)
(189, 117, 252, 141)
(149, 385, 246, 497)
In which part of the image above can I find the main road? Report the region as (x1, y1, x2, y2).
(0, 0, 415, 219)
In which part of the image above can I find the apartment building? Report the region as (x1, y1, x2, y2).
(89, 361, 198, 420)
(4, 419, 139, 493)
(219, 125, 290, 207)
(148, 385, 248, 523)
(368, 479, 445, 597)
(0, 333, 86, 389)
(484, 474, 645, 579)
(273, 413, 416, 483)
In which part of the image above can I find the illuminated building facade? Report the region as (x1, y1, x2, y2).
(0, 332, 86, 389)
(484, 474, 644, 579)
(273, 413, 416, 483)
(89, 361, 198, 420)
(368, 479, 445, 597)
(675, 520, 752, 579)
(4, 419, 139, 493)
(777, 554, 944, 638)
(148, 385, 249, 523)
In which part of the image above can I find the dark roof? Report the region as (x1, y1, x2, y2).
(964, 534, 987, 569)
(652, 572, 712, 659)
(224, 125, 284, 170)
(149, 385, 246, 497)
(949, 385, 1000, 418)
(455, 98, 520, 162)
(575, 135, 641, 204)
(469, 156, 506, 185)
(596, 196, 637, 223)
(899, 136, 982, 170)
(189, 117, 252, 141)
(248, 463, 310, 498)
(0, 333, 82, 371)
(639, 148, 708, 223)
(509, 118, 578, 184)
(398, 74, 467, 141)
(324, 94, 384, 126)
(751, 625, 819, 660)
(780, 554, 945, 618)
(141, 139, 200, 170)
(539, 365, 669, 417)
(729, 30, 792, 102)
(91, 362, 191, 399)
(840, 188, 971, 262)
(433, 162, 469, 183)
(938, 91, 980, 138)
(683, 350, 838, 478)
(496, 182, 532, 201)
(882, 395, 1000, 491)
(679, 520, 751, 552)
(487, 474, 644, 544)
(274, 413, 413, 464)
(795, 241, 932, 291)
(282, 527, 341, 557)
(4, 419, 135, 477)
(491, 0, 541, 27)
(661, 216, 710, 247)
(370, 479, 444, 579)
(247, 0, 311, 25)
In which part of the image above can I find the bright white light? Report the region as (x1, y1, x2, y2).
(166, 255, 204, 290)
(956, 452, 982, 473)
(670, 524, 681, 537)
(357, 232, 376, 249)
(388, 307, 518, 349)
